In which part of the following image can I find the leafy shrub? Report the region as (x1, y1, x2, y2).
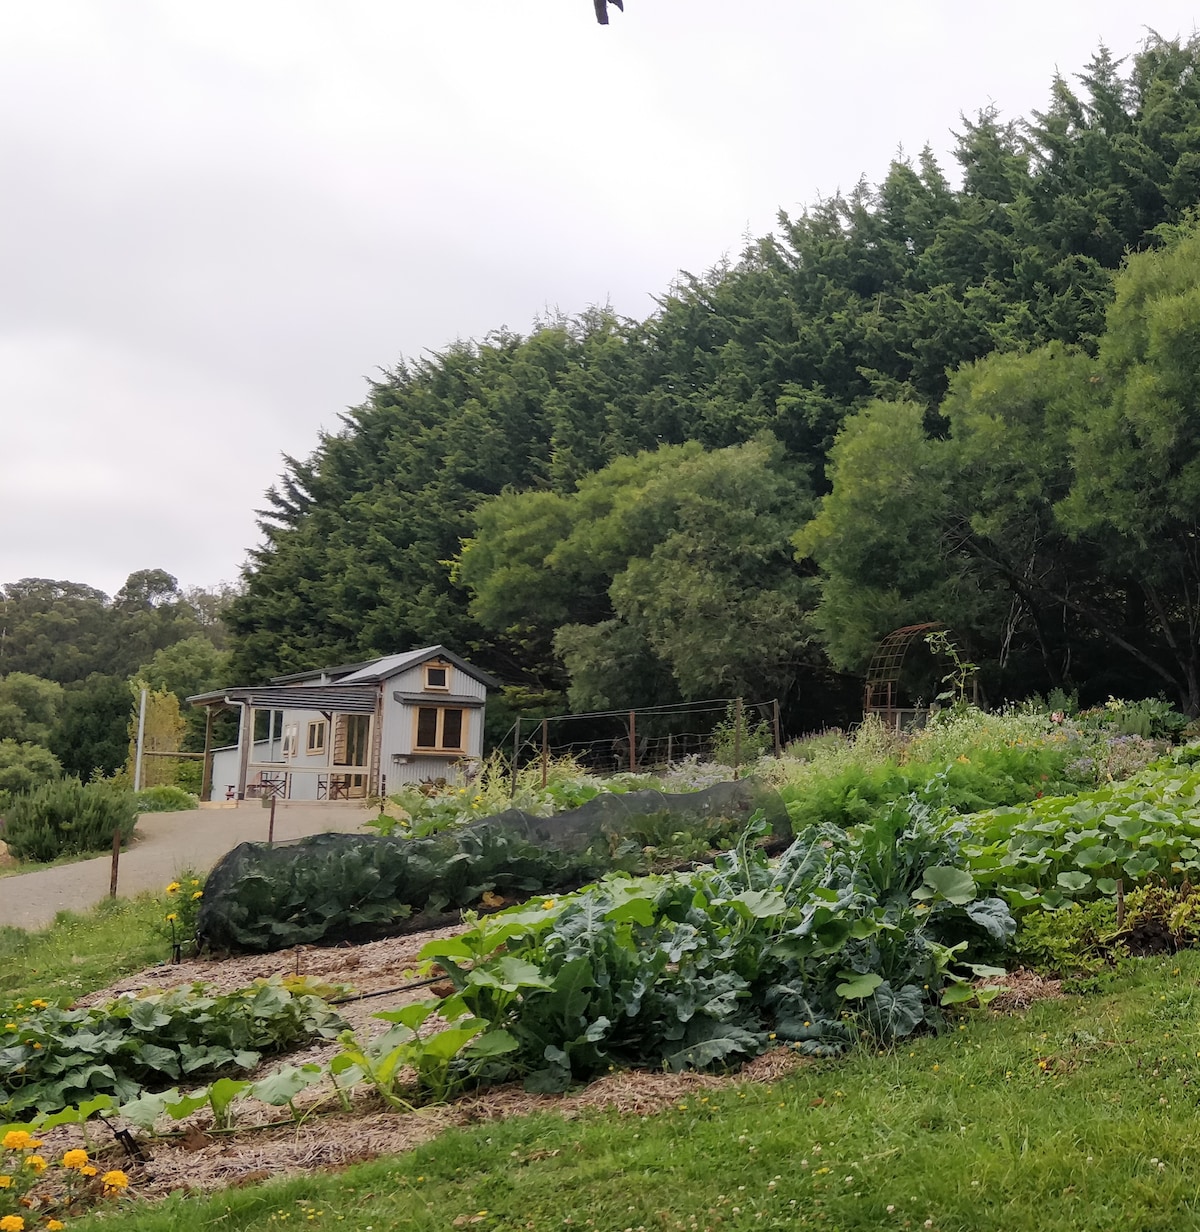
(132, 785, 198, 813)
(0, 978, 344, 1116)
(1110, 697, 1191, 741)
(2, 778, 137, 862)
(0, 738, 61, 811)
(711, 704, 774, 766)
(1010, 900, 1120, 976)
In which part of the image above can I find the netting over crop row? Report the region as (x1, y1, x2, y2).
(197, 781, 788, 953)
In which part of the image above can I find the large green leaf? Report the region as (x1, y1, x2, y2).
(835, 971, 883, 1000)
(920, 867, 977, 905)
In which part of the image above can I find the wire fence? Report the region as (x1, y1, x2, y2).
(501, 697, 781, 784)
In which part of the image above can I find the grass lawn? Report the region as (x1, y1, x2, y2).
(68, 950, 1200, 1232)
(0, 895, 169, 1005)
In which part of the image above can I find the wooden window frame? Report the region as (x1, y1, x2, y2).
(412, 705, 467, 754)
(423, 662, 451, 692)
(306, 719, 327, 755)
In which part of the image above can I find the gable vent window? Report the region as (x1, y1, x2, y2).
(424, 664, 449, 690)
(415, 706, 465, 752)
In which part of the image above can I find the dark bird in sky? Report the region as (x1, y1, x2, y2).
(594, 0, 623, 24)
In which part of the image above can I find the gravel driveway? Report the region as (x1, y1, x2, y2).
(0, 802, 376, 931)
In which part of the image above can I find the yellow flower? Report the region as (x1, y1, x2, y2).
(165, 913, 178, 923)
(31, 1043, 41, 1051)
(102, 1169, 129, 1191)
(47, 1222, 65, 1231)
(80, 1165, 97, 1177)
(192, 891, 203, 900)
(190, 879, 200, 887)
(3, 1024, 15, 1032)
(541, 899, 556, 910)
(24, 1156, 47, 1173)
(62, 1148, 89, 1170)
(0, 1215, 25, 1232)
(29, 1000, 48, 1010)
(1, 1132, 32, 1150)
(165, 882, 181, 894)
(0, 1176, 11, 1188)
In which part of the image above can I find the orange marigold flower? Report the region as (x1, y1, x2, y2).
(0, 1175, 12, 1188)
(24, 1156, 47, 1173)
(47, 1222, 66, 1231)
(80, 1165, 97, 1177)
(101, 1169, 129, 1191)
(1, 1131, 32, 1150)
(62, 1148, 89, 1169)
(0, 1215, 24, 1231)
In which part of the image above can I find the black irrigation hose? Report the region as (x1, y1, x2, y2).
(328, 975, 445, 1005)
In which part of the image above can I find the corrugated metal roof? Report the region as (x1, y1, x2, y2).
(188, 684, 379, 714)
(340, 645, 500, 689)
(393, 691, 485, 708)
(338, 647, 440, 683)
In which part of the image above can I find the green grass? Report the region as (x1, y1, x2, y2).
(0, 895, 170, 1006)
(0, 849, 107, 879)
(68, 950, 1200, 1232)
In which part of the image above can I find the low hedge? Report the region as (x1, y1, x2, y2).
(2, 779, 138, 862)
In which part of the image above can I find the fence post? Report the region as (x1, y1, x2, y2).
(109, 828, 121, 898)
(666, 732, 673, 766)
(540, 718, 549, 789)
(629, 710, 637, 775)
(772, 698, 782, 758)
(510, 716, 521, 799)
(733, 697, 743, 780)
(268, 795, 277, 847)
(133, 687, 148, 792)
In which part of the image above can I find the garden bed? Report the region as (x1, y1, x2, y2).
(30, 923, 811, 1200)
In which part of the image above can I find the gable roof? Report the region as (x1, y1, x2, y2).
(337, 645, 500, 689)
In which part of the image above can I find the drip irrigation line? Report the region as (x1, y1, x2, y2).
(328, 975, 444, 1004)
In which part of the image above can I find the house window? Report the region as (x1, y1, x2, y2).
(424, 663, 450, 691)
(414, 706, 466, 752)
(306, 720, 327, 754)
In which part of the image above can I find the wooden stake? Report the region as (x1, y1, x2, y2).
(268, 795, 277, 847)
(540, 718, 549, 789)
(109, 828, 121, 898)
(629, 710, 637, 775)
(734, 697, 743, 780)
(772, 698, 782, 758)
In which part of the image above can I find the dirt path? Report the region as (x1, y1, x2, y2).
(0, 802, 376, 931)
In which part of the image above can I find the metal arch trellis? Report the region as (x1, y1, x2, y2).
(863, 622, 945, 718)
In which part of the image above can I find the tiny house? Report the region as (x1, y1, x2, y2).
(192, 646, 497, 802)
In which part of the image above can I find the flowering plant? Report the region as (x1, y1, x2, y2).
(152, 870, 205, 960)
(0, 1134, 129, 1227)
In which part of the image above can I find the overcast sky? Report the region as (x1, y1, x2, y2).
(2, 1, 1198, 599)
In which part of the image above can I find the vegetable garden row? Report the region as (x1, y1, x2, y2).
(2, 702, 1197, 1226)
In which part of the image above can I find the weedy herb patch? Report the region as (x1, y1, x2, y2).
(0, 979, 344, 1117)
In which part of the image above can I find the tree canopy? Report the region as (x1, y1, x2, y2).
(223, 35, 1200, 720)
